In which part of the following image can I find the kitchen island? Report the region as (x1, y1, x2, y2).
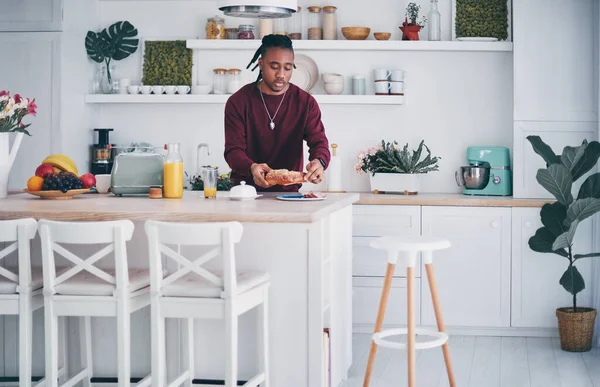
(0, 191, 359, 387)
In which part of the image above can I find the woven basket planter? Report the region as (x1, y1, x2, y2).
(556, 307, 597, 352)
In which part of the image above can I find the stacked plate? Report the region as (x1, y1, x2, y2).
(290, 54, 319, 92)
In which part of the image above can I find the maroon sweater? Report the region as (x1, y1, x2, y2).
(224, 82, 331, 192)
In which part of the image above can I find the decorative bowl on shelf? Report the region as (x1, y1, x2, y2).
(341, 27, 371, 40)
(23, 188, 90, 200)
(373, 32, 391, 40)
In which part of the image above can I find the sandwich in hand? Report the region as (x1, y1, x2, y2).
(265, 169, 306, 186)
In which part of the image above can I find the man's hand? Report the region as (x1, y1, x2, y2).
(250, 163, 273, 188)
(305, 160, 324, 184)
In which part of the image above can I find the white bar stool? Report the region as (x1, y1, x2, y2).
(363, 235, 456, 387)
(145, 220, 270, 387)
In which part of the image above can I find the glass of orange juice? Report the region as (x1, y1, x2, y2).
(202, 167, 218, 199)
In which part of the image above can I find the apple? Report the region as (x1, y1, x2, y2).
(79, 173, 96, 189)
(35, 163, 55, 178)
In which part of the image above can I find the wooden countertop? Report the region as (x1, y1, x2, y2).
(0, 191, 360, 224)
(354, 193, 553, 207)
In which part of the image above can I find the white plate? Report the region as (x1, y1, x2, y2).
(291, 54, 319, 92)
(229, 194, 263, 201)
(456, 37, 499, 42)
(277, 195, 326, 202)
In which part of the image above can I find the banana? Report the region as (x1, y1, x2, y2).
(42, 154, 79, 176)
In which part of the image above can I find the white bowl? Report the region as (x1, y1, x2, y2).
(192, 84, 213, 95)
(324, 82, 344, 95)
(322, 73, 343, 84)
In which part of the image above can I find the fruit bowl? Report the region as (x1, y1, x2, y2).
(23, 188, 90, 200)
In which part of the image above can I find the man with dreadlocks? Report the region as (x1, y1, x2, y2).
(223, 34, 331, 192)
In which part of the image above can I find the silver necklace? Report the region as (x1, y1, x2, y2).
(258, 80, 287, 130)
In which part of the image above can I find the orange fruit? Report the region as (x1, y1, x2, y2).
(27, 176, 44, 191)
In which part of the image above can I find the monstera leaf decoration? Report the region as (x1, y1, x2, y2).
(85, 21, 139, 64)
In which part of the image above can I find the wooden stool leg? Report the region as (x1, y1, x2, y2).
(363, 262, 395, 387)
(407, 266, 416, 387)
(425, 263, 456, 387)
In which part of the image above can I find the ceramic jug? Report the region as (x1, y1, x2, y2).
(0, 132, 24, 198)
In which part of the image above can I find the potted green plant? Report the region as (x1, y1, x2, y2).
(526, 135, 600, 352)
(186, 166, 234, 191)
(355, 139, 440, 194)
(85, 21, 139, 94)
(400, 2, 427, 40)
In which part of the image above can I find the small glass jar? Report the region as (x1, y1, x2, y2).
(225, 27, 239, 39)
(213, 68, 228, 94)
(307, 6, 322, 40)
(206, 16, 225, 39)
(287, 6, 302, 39)
(259, 19, 273, 39)
(274, 18, 287, 36)
(237, 24, 255, 39)
(227, 68, 242, 94)
(322, 6, 337, 40)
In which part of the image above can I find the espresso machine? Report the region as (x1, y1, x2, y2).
(91, 128, 115, 175)
(455, 146, 512, 196)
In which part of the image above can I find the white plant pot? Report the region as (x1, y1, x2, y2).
(369, 172, 422, 194)
(0, 132, 24, 199)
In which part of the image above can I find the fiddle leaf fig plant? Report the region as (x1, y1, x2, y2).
(85, 21, 139, 90)
(526, 135, 600, 312)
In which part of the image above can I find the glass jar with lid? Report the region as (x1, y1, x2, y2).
(322, 6, 337, 40)
(225, 27, 239, 39)
(274, 18, 287, 36)
(213, 68, 228, 94)
(227, 68, 242, 94)
(287, 6, 302, 39)
(307, 6, 322, 40)
(206, 16, 225, 39)
(259, 19, 273, 39)
(237, 24, 255, 39)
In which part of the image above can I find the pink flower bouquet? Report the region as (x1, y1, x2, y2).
(0, 90, 37, 136)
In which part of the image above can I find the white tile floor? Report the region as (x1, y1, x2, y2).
(342, 333, 600, 387)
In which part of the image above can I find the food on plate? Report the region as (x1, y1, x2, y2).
(79, 173, 96, 189)
(42, 172, 84, 193)
(40, 154, 79, 176)
(27, 176, 44, 192)
(265, 169, 306, 186)
(303, 192, 321, 199)
(35, 163, 55, 178)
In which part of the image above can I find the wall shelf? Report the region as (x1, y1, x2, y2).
(186, 39, 513, 52)
(84, 94, 405, 105)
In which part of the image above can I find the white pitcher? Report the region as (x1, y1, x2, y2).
(0, 132, 24, 199)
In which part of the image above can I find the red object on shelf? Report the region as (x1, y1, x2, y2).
(399, 17, 422, 41)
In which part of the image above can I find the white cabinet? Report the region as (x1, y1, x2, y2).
(421, 206, 511, 328)
(0, 0, 63, 31)
(513, 121, 598, 199)
(513, 0, 597, 122)
(511, 208, 594, 328)
(0, 33, 61, 189)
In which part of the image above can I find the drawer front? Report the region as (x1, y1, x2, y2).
(353, 237, 421, 278)
(352, 276, 421, 327)
(353, 205, 421, 237)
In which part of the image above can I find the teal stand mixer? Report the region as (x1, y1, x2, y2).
(455, 146, 512, 196)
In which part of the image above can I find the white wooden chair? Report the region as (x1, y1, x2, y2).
(144, 220, 270, 387)
(0, 218, 67, 387)
(39, 219, 152, 387)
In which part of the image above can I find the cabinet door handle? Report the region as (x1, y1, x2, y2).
(525, 221, 532, 228)
(491, 221, 499, 228)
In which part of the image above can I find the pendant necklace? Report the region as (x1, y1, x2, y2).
(258, 80, 287, 130)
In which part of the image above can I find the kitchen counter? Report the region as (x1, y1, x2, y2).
(0, 191, 360, 223)
(354, 192, 553, 207)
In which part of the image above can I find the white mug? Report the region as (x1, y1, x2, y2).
(118, 87, 128, 95)
(140, 85, 152, 95)
(119, 78, 131, 88)
(127, 85, 140, 94)
(390, 81, 405, 94)
(390, 69, 406, 82)
(152, 86, 164, 95)
(176, 85, 191, 94)
(94, 174, 111, 194)
(373, 68, 391, 81)
(374, 81, 391, 95)
(164, 86, 177, 95)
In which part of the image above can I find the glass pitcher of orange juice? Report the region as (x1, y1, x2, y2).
(163, 143, 184, 199)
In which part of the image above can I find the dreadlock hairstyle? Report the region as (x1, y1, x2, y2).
(246, 34, 296, 83)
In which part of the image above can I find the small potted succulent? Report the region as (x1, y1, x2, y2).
(400, 2, 427, 40)
(526, 135, 600, 352)
(356, 139, 440, 194)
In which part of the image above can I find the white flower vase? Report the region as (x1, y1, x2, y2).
(369, 172, 422, 195)
(0, 132, 24, 199)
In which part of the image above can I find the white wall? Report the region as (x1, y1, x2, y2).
(68, 0, 513, 194)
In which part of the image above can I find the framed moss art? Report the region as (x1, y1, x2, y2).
(141, 39, 193, 85)
(451, 0, 511, 41)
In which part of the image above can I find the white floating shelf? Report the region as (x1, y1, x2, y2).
(186, 39, 513, 52)
(84, 94, 405, 105)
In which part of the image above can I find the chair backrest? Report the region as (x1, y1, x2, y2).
(38, 219, 135, 296)
(144, 220, 243, 297)
(0, 218, 37, 293)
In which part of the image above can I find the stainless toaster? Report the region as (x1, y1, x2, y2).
(110, 152, 164, 196)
